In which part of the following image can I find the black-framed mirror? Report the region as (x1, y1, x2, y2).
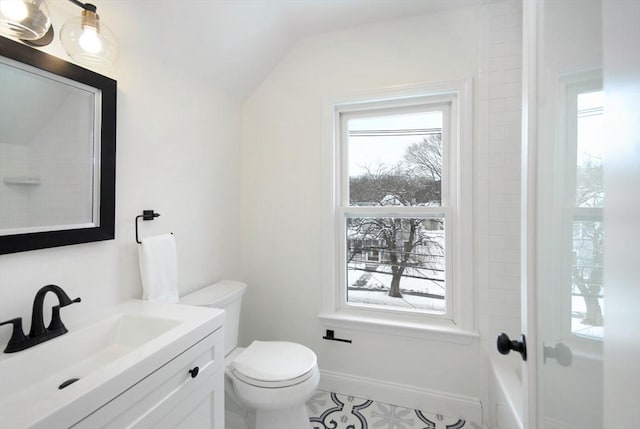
(0, 36, 116, 254)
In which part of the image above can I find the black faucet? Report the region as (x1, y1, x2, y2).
(0, 285, 81, 353)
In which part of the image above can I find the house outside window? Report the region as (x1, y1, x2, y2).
(321, 81, 474, 335)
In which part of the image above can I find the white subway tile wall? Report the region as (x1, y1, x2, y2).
(477, 0, 523, 349)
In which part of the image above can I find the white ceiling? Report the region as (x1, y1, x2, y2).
(59, 0, 486, 99)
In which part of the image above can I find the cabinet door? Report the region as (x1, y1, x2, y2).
(133, 366, 224, 429)
(151, 368, 224, 429)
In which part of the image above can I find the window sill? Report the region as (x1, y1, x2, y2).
(318, 312, 479, 345)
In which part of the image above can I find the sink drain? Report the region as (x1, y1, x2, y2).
(58, 378, 80, 390)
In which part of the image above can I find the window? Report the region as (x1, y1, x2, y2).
(566, 83, 604, 340)
(321, 81, 474, 336)
(342, 106, 450, 316)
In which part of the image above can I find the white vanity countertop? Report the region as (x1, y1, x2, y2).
(0, 300, 224, 429)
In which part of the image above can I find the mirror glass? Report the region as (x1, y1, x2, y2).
(0, 57, 99, 234)
(0, 37, 116, 254)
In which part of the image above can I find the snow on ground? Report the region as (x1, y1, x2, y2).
(571, 295, 604, 339)
(348, 290, 446, 312)
(347, 269, 446, 312)
(347, 269, 444, 294)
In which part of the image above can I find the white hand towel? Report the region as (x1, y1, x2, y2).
(138, 233, 179, 303)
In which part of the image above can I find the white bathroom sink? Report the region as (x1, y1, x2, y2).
(0, 300, 224, 429)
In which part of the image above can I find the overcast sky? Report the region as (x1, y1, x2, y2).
(347, 111, 442, 177)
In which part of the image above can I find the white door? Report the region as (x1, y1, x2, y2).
(522, 1, 640, 428)
(600, 1, 640, 427)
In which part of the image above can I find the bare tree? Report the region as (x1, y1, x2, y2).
(348, 217, 442, 297)
(575, 157, 604, 207)
(348, 135, 443, 298)
(572, 157, 604, 326)
(404, 134, 443, 185)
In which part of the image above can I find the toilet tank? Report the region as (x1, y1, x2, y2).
(179, 280, 247, 355)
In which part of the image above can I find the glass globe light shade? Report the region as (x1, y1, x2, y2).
(0, 0, 51, 41)
(60, 10, 118, 69)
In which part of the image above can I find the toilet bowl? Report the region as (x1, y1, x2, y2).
(228, 341, 319, 409)
(180, 281, 319, 429)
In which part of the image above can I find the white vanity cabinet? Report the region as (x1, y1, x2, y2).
(0, 301, 225, 429)
(72, 327, 225, 429)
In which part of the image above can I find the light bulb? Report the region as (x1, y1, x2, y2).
(0, 0, 28, 21)
(60, 7, 118, 68)
(78, 26, 102, 54)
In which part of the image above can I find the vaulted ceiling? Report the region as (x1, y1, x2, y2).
(87, 0, 485, 99)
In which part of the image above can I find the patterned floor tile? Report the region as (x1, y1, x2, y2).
(306, 391, 482, 429)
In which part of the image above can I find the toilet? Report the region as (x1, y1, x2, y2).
(180, 280, 319, 429)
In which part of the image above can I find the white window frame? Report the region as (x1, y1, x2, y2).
(320, 81, 476, 341)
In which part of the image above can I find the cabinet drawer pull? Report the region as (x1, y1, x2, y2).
(188, 366, 199, 378)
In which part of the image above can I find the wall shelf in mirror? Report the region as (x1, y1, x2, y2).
(0, 36, 117, 254)
(2, 177, 42, 186)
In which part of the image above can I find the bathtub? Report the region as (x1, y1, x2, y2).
(488, 356, 523, 429)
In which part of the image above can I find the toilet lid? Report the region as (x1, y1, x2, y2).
(231, 340, 317, 383)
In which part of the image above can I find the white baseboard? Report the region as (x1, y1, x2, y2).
(318, 369, 483, 424)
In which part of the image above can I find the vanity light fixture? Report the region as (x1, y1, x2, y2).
(0, 0, 118, 68)
(0, 0, 52, 44)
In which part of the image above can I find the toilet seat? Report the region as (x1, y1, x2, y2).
(232, 367, 316, 388)
(230, 340, 317, 388)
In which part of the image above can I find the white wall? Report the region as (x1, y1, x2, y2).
(240, 0, 522, 419)
(0, 1, 243, 346)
